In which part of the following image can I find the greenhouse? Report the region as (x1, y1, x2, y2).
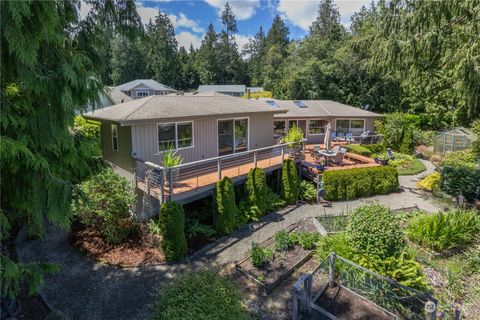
(433, 127, 477, 154)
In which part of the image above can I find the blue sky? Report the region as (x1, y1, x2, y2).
(82, 1, 372, 49)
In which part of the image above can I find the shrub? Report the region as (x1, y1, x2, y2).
(363, 143, 385, 154)
(296, 232, 321, 250)
(344, 144, 372, 157)
(73, 167, 137, 244)
(246, 168, 267, 218)
(281, 159, 299, 204)
(347, 204, 405, 259)
(250, 242, 274, 268)
(214, 177, 236, 235)
(185, 218, 216, 240)
(299, 180, 317, 202)
(242, 91, 272, 99)
(322, 166, 398, 201)
(315, 233, 352, 260)
(151, 270, 248, 320)
(265, 187, 286, 212)
(439, 149, 480, 200)
(158, 201, 187, 262)
(407, 210, 480, 252)
(283, 126, 304, 145)
(274, 230, 294, 251)
(416, 172, 441, 191)
(472, 119, 480, 158)
(376, 113, 422, 152)
(355, 252, 427, 290)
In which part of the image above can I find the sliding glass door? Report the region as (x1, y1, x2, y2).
(218, 118, 248, 156)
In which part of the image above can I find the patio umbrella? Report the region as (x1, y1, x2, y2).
(324, 123, 332, 151)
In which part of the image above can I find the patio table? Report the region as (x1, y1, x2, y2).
(318, 150, 337, 166)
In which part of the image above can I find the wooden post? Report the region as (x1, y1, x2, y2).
(276, 168, 281, 193)
(217, 158, 222, 180)
(281, 147, 285, 162)
(425, 301, 436, 320)
(329, 253, 336, 287)
(168, 169, 173, 201)
(254, 151, 258, 168)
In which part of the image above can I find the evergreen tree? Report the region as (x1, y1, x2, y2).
(217, 2, 245, 84)
(265, 15, 290, 54)
(263, 15, 290, 93)
(145, 11, 179, 87)
(0, 0, 139, 298)
(197, 23, 220, 84)
(111, 34, 150, 85)
(309, 0, 346, 41)
(244, 27, 266, 86)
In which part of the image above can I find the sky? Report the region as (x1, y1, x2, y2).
(81, 0, 372, 50)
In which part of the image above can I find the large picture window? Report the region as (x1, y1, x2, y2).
(111, 124, 118, 151)
(158, 122, 193, 151)
(335, 119, 365, 135)
(218, 118, 249, 156)
(308, 120, 327, 134)
(274, 120, 286, 135)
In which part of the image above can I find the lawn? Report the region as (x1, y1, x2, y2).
(392, 157, 426, 175)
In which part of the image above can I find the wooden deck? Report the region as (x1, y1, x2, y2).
(137, 143, 379, 204)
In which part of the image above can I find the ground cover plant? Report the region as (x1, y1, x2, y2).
(416, 172, 441, 192)
(72, 167, 138, 244)
(316, 215, 348, 233)
(151, 270, 248, 320)
(299, 180, 317, 202)
(407, 210, 480, 253)
(322, 166, 398, 201)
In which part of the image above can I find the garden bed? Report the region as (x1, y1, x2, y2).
(314, 285, 396, 320)
(235, 219, 317, 293)
(69, 221, 164, 267)
(315, 215, 348, 235)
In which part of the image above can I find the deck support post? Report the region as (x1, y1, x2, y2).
(276, 169, 281, 193)
(281, 147, 285, 163)
(254, 151, 257, 168)
(145, 167, 150, 197)
(168, 169, 173, 201)
(217, 158, 222, 180)
(329, 253, 336, 287)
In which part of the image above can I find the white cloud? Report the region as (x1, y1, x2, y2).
(277, 0, 371, 30)
(204, 0, 261, 20)
(137, 4, 159, 24)
(169, 13, 205, 33)
(78, 1, 92, 20)
(177, 31, 203, 49)
(236, 34, 252, 51)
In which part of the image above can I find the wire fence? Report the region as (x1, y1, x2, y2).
(293, 253, 436, 320)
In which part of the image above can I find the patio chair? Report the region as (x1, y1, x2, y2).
(331, 148, 347, 166)
(335, 132, 345, 141)
(345, 133, 353, 143)
(312, 145, 322, 160)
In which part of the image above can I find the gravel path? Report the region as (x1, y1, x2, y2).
(16, 160, 443, 319)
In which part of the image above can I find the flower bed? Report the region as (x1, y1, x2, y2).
(235, 219, 318, 293)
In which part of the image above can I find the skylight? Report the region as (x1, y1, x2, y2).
(293, 100, 307, 108)
(266, 100, 278, 108)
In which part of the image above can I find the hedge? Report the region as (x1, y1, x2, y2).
(439, 149, 480, 201)
(158, 201, 187, 261)
(344, 144, 372, 157)
(246, 168, 268, 218)
(323, 166, 399, 201)
(214, 177, 236, 235)
(281, 159, 299, 204)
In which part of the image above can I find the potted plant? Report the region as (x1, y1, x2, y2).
(162, 146, 182, 187)
(283, 126, 304, 158)
(378, 154, 389, 165)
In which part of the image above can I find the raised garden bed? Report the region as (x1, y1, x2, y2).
(314, 285, 396, 320)
(235, 218, 318, 293)
(315, 215, 348, 235)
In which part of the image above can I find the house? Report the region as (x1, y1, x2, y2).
(246, 87, 264, 93)
(265, 99, 383, 143)
(84, 86, 132, 112)
(197, 85, 246, 97)
(116, 79, 177, 99)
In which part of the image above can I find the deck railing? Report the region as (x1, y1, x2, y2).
(138, 140, 307, 202)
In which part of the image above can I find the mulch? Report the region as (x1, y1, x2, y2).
(69, 222, 165, 268)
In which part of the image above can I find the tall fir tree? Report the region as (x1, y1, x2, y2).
(244, 27, 266, 86)
(309, 0, 345, 42)
(111, 34, 150, 85)
(197, 23, 220, 84)
(145, 11, 179, 87)
(263, 15, 290, 93)
(0, 0, 139, 298)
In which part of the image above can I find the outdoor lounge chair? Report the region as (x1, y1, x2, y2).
(312, 146, 322, 160)
(331, 148, 347, 166)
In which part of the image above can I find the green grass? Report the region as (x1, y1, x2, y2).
(373, 152, 427, 175)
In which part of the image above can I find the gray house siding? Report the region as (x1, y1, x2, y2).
(100, 121, 134, 171)
(130, 112, 277, 167)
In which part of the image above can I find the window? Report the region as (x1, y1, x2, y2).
(288, 120, 298, 128)
(136, 90, 150, 98)
(218, 118, 249, 156)
(111, 124, 118, 151)
(336, 119, 365, 135)
(266, 100, 278, 108)
(293, 100, 307, 108)
(309, 120, 327, 134)
(158, 122, 193, 151)
(274, 120, 286, 135)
